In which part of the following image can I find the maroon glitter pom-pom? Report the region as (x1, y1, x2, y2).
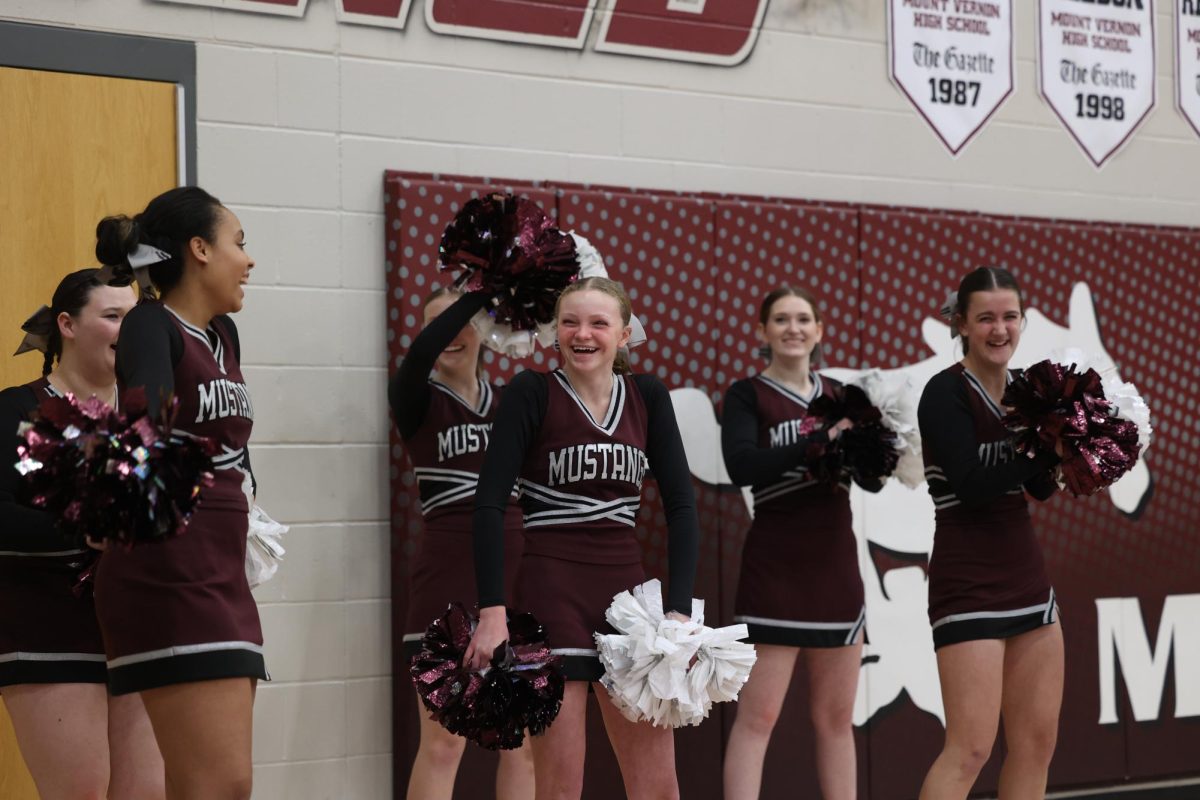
(1002, 360, 1141, 496)
(807, 384, 900, 485)
(438, 193, 580, 333)
(15, 389, 216, 546)
(410, 603, 565, 750)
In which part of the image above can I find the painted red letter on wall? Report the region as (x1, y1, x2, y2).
(425, 0, 596, 49)
(337, 0, 413, 28)
(595, 0, 768, 65)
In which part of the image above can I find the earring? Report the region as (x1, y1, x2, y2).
(552, 339, 561, 352)
(757, 344, 770, 358)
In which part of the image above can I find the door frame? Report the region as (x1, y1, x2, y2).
(0, 20, 196, 183)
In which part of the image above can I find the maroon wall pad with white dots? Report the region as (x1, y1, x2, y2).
(385, 171, 1200, 799)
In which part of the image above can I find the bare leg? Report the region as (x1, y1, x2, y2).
(998, 623, 1063, 800)
(108, 691, 166, 799)
(918, 640, 1004, 800)
(806, 640, 863, 800)
(496, 737, 535, 800)
(3, 683, 110, 799)
(528, 681, 589, 800)
(595, 683, 680, 800)
(722, 645, 799, 800)
(140, 678, 254, 800)
(406, 692, 466, 800)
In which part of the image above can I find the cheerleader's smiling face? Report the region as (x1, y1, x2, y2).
(959, 288, 1023, 368)
(193, 207, 254, 315)
(556, 289, 631, 376)
(61, 284, 137, 375)
(423, 292, 482, 379)
(759, 294, 822, 363)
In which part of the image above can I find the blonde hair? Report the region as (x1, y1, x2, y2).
(555, 277, 633, 375)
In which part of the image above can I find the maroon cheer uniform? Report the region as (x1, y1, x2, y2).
(0, 378, 106, 685)
(722, 373, 870, 648)
(96, 302, 265, 694)
(474, 368, 699, 681)
(388, 292, 524, 660)
(918, 364, 1059, 650)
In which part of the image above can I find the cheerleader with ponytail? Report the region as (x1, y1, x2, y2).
(93, 186, 263, 799)
(465, 276, 701, 800)
(721, 286, 875, 800)
(918, 267, 1062, 799)
(389, 284, 534, 799)
(1, 270, 163, 798)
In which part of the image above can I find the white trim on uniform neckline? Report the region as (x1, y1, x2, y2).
(42, 378, 120, 411)
(429, 377, 492, 417)
(552, 369, 626, 437)
(162, 304, 227, 375)
(960, 366, 1011, 420)
(755, 372, 822, 408)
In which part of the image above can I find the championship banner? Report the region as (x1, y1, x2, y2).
(1178, 0, 1200, 137)
(888, 0, 1014, 154)
(1038, 0, 1156, 167)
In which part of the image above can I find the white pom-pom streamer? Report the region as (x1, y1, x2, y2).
(845, 369, 923, 488)
(245, 505, 288, 588)
(595, 580, 756, 728)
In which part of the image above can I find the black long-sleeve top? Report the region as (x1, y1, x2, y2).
(0, 384, 80, 553)
(720, 378, 829, 487)
(387, 291, 492, 440)
(918, 367, 1058, 511)
(721, 377, 884, 494)
(116, 304, 254, 490)
(473, 369, 700, 615)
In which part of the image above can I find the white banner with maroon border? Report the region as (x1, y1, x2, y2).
(889, 0, 1014, 155)
(1038, 0, 1156, 167)
(1178, 0, 1200, 136)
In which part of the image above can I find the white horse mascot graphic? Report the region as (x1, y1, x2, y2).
(670, 282, 1153, 727)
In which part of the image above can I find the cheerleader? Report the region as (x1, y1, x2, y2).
(464, 277, 700, 800)
(92, 186, 262, 799)
(721, 286, 874, 800)
(388, 287, 533, 800)
(0, 269, 163, 799)
(917, 267, 1061, 799)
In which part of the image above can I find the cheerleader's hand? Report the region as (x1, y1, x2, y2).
(84, 536, 108, 552)
(827, 417, 854, 441)
(464, 606, 509, 671)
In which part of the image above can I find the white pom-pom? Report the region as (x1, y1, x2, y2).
(845, 369, 923, 488)
(246, 505, 288, 588)
(595, 580, 757, 728)
(469, 309, 556, 358)
(1101, 375, 1153, 453)
(569, 232, 607, 279)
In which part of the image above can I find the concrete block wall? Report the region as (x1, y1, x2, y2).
(2, 1, 1197, 797)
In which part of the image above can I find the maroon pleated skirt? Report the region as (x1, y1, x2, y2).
(94, 507, 266, 695)
(0, 550, 106, 686)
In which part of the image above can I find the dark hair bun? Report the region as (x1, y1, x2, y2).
(95, 215, 139, 266)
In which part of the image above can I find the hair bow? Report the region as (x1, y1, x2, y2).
(939, 291, 960, 339)
(14, 305, 56, 356)
(98, 243, 171, 298)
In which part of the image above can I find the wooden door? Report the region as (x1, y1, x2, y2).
(0, 64, 177, 798)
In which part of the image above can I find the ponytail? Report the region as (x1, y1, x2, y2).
(38, 269, 104, 375)
(613, 349, 632, 375)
